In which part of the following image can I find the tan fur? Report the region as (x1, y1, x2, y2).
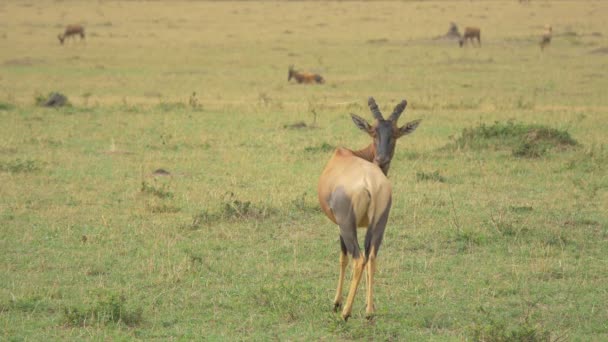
(540, 25, 552, 50)
(318, 148, 391, 229)
(318, 98, 420, 321)
(288, 66, 324, 84)
(58, 24, 85, 45)
(459, 26, 481, 47)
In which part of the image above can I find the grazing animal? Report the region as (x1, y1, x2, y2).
(459, 26, 481, 47)
(288, 65, 324, 84)
(540, 25, 552, 51)
(318, 97, 421, 321)
(58, 24, 85, 45)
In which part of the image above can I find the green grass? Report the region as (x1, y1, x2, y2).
(446, 120, 578, 157)
(1, 0, 608, 340)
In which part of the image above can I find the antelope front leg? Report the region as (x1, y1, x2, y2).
(341, 255, 367, 321)
(333, 250, 349, 311)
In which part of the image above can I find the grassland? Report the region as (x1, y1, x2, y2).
(1, 0, 607, 340)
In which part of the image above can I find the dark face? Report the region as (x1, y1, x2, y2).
(371, 120, 397, 174)
(288, 68, 294, 81)
(350, 97, 421, 176)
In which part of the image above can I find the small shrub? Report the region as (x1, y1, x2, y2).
(450, 229, 486, 253)
(0, 102, 15, 111)
(147, 204, 181, 213)
(140, 180, 173, 199)
(0, 159, 42, 173)
(63, 293, 143, 327)
(495, 221, 528, 237)
(509, 205, 533, 213)
(189, 209, 219, 230)
(513, 141, 546, 158)
(304, 142, 334, 153)
(189, 192, 277, 228)
(291, 192, 319, 213)
(490, 213, 529, 238)
(219, 192, 276, 220)
(416, 170, 446, 183)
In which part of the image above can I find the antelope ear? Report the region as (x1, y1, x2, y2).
(397, 119, 421, 138)
(350, 114, 373, 135)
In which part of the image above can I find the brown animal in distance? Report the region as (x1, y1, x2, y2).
(288, 65, 324, 84)
(318, 97, 421, 321)
(58, 24, 85, 45)
(459, 26, 481, 47)
(540, 25, 552, 51)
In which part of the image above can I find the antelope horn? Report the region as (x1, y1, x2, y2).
(368, 97, 384, 120)
(388, 99, 408, 122)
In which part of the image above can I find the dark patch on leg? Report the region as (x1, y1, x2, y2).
(340, 236, 347, 255)
(330, 186, 360, 259)
(365, 196, 392, 259)
(364, 228, 373, 260)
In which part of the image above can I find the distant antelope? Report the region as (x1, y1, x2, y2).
(318, 97, 421, 321)
(58, 24, 85, 45)
(288, 65, 324, 84)
(540, 25, 552, 51)
(459, 26, 481, 47)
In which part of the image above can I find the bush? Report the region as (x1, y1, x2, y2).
(446, 121, 577, 158)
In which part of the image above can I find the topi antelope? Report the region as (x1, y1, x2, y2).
(540, 25, 552, 51)
(58, 24, 85, 45)
(288, 65, 324, 84)
(318, 97, 421, 321)
(459, 26, 481, 47)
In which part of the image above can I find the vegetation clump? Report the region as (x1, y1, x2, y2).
(469, 321, 551, 342)
(0, 159, 42, 173)
(416, 170, 446, 183)
(0, 102, 15, 111)
(140, 180, 174, 199)
(63, 293, 143, 327)
(304, 142, 334, 153)
(190, 192, 277, 229)
(447, 121, 577, 157)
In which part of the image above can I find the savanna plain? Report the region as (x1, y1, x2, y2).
(1, 0, 608, 340)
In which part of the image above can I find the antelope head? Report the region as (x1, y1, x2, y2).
(351, 97, 421, 175)
(58, 34, 65, 44)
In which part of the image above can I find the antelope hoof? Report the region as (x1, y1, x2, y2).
(342, 313, 351, 322)
(366, 313, 376, 321)
(333, 302, 342, 312)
